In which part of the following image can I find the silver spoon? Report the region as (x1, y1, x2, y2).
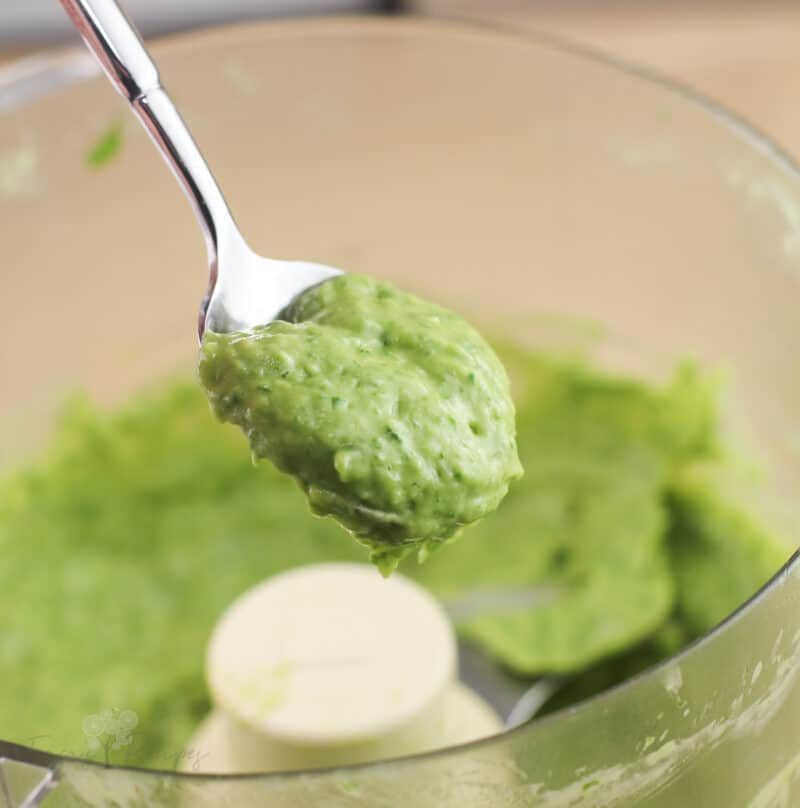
(60, 0, 342, 338)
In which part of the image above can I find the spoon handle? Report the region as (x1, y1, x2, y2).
(58, 0, 236, 266)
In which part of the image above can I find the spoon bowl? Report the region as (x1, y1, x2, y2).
(202, 232, 341, 336)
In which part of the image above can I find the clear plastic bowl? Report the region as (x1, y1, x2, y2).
(1, 17, 799, 807)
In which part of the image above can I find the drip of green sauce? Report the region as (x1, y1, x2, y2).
(85, 121, 124, 169)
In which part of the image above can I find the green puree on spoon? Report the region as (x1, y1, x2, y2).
(199, 274, 523, 574)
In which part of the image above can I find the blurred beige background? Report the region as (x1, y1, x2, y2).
(409, 0, 800, 158)
(1, 1, 798, 157)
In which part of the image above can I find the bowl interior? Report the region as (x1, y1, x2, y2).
(1, 17, 800, 807)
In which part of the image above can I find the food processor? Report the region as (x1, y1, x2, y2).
(1, 16, 799, 807)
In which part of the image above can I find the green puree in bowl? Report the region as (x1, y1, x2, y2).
(0, 347, 788, 767)
(200, 274, 523, 574)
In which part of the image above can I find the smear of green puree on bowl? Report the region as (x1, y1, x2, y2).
(0, 347, 788, 766)
(414, 353, 723, 673)
(199, 274, 523, 574)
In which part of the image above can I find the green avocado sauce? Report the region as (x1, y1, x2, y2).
(0, 345, 788, 767)
(199, 274, 523, 573)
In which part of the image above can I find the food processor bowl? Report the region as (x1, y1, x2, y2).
(1, 17, 799, 807)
